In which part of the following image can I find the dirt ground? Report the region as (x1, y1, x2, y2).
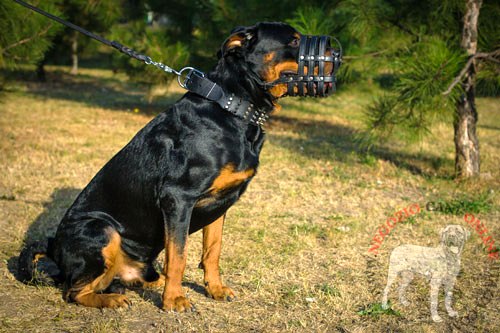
(0, 67, 498, 332)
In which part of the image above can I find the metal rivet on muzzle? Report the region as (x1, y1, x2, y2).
(271, 35, 342, 97)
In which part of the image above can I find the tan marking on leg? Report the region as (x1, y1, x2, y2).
(162, 237, 192, 312)
(33, 253, 46, 264)
(72, 231, 143, 308)
(200, 215, 235, 301)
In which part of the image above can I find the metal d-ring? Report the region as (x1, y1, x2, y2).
(177, 67, 206, 89)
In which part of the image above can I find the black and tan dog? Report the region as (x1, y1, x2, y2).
(19, 22, 338, 312)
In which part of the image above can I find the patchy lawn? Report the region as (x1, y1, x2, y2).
(0, 67, 498, 332)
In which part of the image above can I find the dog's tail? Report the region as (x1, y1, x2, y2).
(18, 238, 62, 286)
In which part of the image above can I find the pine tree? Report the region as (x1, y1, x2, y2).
(0, 0, 63, 86)
(58, 0, 122, 75)
(347, 0, 500, 178)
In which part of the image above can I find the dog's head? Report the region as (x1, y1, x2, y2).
(218, 22, 340, 99)
(440, 225, 470, 255)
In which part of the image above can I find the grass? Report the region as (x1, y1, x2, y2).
(0, 66, 499, 332)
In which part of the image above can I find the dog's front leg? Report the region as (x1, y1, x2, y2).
(160, 196, 194, 312)
(200, 214, 235, 301)
(430, 277, 443, 322)
(444, 277, 458, 317)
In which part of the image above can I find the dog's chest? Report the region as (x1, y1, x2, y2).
(189, 164, 256, 233)
(197, 163, 255, 208)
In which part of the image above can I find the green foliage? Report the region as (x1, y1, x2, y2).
(478, 0, 500, 52)
(50, 0, 122, 63)
(428, 192, 493, 215)
(317, 283, 341, 297)
(109, 21, 189, 89)
(357, 302, 401, 317)
(476, 62, 500, 97)
(364, 37, 466, 143)
(286, 6, 337, 35)
(0, 0, 63, 70)
(60, 0, 122, 32)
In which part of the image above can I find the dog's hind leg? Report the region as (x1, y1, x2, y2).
(381, 267, 398, 309)
(56, 221, 151, 309)
(398, 271, 414, 306)
(66, 231, 132, 308)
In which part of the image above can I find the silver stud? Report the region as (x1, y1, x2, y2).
(320, 77, 324, 80)
(225, 105, 229, 109)
(300, 55, 304, 60)
(310, 56, 314, 60)
(229, 97, 233, 101)
(309, 77, 313, 80)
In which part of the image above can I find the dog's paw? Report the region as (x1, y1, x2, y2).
(162, 296, 195, 312)
(101, 294, 131, 309)
(142, 274, 166, 289)
(447, 309, 458, 317)
(206, 284, 235, 302)
(431, 314, 443, 323)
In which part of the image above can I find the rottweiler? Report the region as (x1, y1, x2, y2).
(19, 22, 338, 312)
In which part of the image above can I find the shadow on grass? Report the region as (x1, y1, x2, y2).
(268, 115, 454, 178)
(4, 68, 184, 115)
(8, 187, 81, 281)
(6, 67, 452, 177)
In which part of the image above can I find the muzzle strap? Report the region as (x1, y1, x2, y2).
(273, 35, 342, 97)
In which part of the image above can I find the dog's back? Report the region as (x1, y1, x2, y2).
(389, 244, 447, 276)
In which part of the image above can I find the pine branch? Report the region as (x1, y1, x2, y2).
(343, 50, 388, 60)
(1, 23, 53, 55)
(442, 49, 500, 95)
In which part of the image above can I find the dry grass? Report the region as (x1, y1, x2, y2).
(0, 66, 499, 332)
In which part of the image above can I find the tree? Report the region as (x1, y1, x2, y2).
(0, 0, 63, 86)
(58, 0, 122, 75)
(348, 0, 499, 178)
(109, 17, 189, 103)
(453, 0, 481, 176)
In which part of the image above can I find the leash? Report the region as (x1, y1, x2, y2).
(13, 0, 268, 125)
(12, 0, 190, 82)
(13, 0, 341, 126)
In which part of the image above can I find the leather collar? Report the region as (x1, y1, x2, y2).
(184, 70, 270, 127)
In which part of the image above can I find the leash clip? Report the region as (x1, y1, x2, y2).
(177, 67, 206, 89)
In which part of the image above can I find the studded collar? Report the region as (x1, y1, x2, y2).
(184, 70, 271, 127)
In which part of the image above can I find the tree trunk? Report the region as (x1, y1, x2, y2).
(454, 0, 482, 178)
(70, 31, 78, 75)
(36, 58, 47, 82)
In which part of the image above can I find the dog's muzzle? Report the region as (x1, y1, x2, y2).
(270, 35, 342, 97)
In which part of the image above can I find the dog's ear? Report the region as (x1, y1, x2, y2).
(440, 226, 450, 243)
(220, 26, 257, 57)
(461, 225, 471, 240)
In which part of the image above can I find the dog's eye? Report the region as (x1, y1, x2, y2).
(289, 38, 300, 48)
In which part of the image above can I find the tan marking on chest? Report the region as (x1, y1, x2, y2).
(209, 164, 256, 194)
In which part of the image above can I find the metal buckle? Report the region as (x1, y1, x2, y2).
(177, 67, 205, 89)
